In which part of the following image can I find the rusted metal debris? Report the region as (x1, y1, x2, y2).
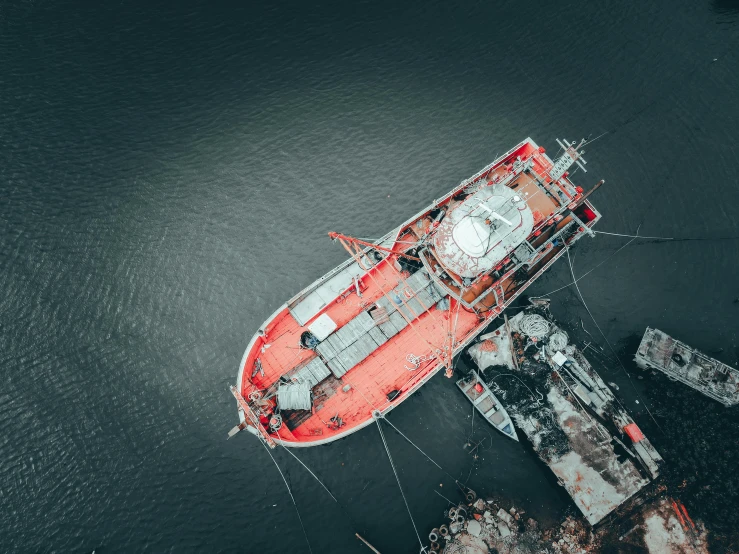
(635, 327, 739, 406)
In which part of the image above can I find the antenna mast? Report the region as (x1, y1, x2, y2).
(550, 138, 588, 183)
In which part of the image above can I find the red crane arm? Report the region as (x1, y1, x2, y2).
(328, 231, 421, 261)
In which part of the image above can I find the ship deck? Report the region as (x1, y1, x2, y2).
(488, 163, 561, 219)
(235, 137, 602, 446)
(246, 256, 482, 443)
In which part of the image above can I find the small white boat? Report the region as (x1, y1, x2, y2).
(457, 370, 518, 441)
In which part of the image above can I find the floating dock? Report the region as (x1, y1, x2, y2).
(635, 327, 739, 406)
(464, 302, 662, 526)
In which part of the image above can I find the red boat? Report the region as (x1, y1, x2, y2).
(229, 137, 602, 447)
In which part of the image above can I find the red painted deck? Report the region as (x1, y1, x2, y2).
(243, 256, 481, 443)
(235, 137, 601, 446)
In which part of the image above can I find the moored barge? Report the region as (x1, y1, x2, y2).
(464, 301, 663, 525)
(635, 327, 739, 406)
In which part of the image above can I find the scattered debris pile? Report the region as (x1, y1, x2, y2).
(427, 492, 709, 554)
(435, 299, 723, 553)
(599, 496, 710, 554)
(427, 491, 595, 554)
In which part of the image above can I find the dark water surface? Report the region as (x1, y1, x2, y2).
(2, 1, 738, 552)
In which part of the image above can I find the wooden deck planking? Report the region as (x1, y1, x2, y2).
(514, 174, 560, 216)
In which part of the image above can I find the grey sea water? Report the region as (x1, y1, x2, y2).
(1, 0, 738, 552)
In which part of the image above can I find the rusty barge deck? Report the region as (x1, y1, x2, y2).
(635, 327, 739, 406)
(464, 303, 662, 526)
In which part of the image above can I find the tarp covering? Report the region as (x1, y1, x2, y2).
(277, 383, 312, 411)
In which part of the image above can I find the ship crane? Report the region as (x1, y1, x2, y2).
(327, 231, 421, 262)
(476, 203, 514, 227)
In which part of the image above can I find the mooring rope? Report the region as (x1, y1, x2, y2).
(564, 245, 664, 434)
(379, 414, 474, 501)
(274, 430, 338, 503)
(271, 429, 378, 541)
(375, 416, 425, 552)
(518, 313, 551, 339)
(533, 224, 643, 298)
(256, 437, 314, 554)
(380, 416, 443, 471)
(594, 230, 673, 240)
(433, 488, 456, 505)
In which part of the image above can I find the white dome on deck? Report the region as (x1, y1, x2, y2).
(452, 217, 491, 257)
(432, 184, 534, 279)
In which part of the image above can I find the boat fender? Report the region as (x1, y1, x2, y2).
(439, 524, 449, 537)
(428, 529, 439, 542)
(456, 506, 467, 519)
(466, 490, 477, 502)
(430, 542, 440, 552)
(456, 514, 465, 524)
(448, 507, 457, 520)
